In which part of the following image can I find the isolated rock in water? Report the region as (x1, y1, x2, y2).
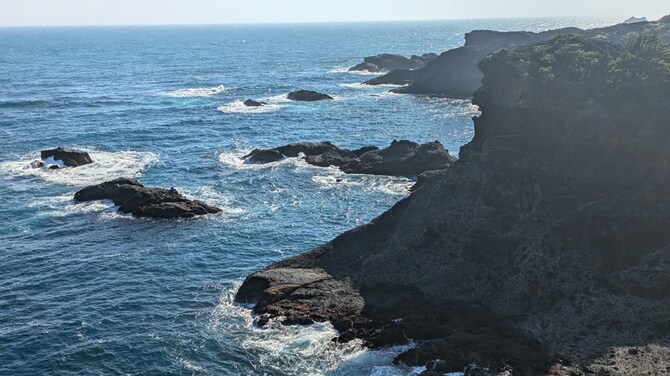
(40, 147, 93, 167)
(48, 165, 60, 170)
(29, 160, 45, 169)
(623, 16, 648, 24)
(349, 53, 437, 73)
(74, 178, 222, 219)
(243, 99, 267, 107)
(242, 148, 283, 164)
(276, 142, 339, 157)
(286, 90, 333, 102)
(340, 140, 456, 176)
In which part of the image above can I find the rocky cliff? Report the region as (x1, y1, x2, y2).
(236, 34, 670, 375)
(366, 16, 670, 99)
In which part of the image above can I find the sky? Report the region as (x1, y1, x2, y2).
(0, 0, 667, 27)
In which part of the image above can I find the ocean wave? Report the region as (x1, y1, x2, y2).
(0, 149, 158, 187)
(217, 100, 285, 114)
(160, 85, 225, 98)
(328, 67, 384, 76)
(339, 82, 406, 90)
(209, 285, 422, 376)
(0, 99, 53, 109)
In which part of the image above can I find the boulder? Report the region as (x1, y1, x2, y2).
(287, 90, 333, 102)
(29, 160, 45, 169)
(74, 178, 221, 219)
(40, 147, 93, 167)
(243, 99, 267, 107)
(243, 148, 283, 164)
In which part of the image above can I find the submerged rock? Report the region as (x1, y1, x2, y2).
(243, 99, 267, 107)
(286, 90, 333, 102)
(74, 178, 221, 219)
(40, 147, 93, 167)
(29, 160, 45, 169)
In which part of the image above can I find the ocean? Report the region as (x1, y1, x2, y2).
(0, 17, 616, 375)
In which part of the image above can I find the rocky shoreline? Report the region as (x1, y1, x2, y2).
(237, 34, 670, 375)
(243, 140, 456, 177)
(361, 16, 670, 99)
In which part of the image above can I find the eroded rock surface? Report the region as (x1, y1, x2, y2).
(75, 178, 222, 219)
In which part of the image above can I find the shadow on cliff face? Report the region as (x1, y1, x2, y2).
(237, 34, 670, 375)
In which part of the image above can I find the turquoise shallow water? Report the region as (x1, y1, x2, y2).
(0, 18, 616, 375)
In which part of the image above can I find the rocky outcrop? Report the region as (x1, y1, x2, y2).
(365, 16, 670, 98)
(286, 90, 333, 101)
(237, 35, 670, 375)
(241, 140, 456, 177)
(75, 178, 222, 219)
(349, 53, 438, 73)
(243, 99, 266, 107)
(40, 147, 93, 167)
(623, 16, 648, 24)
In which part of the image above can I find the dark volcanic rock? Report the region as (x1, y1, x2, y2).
(40, 147, 93, 167)
(349, 53, 437, 73)
(238, 35, 670, 375)
(243, 99, 267, 107)
(276, 142, 339, 157)
(286, 90, 333, 101)
(364, 68, 418, 86)
(75, 178, 222, 219)
(242, 148, 283, 164)
(340, 140, 456, 176)
(241, 140, 456, 176)
(304, 149, 357, 167)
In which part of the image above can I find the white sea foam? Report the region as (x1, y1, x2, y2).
(339, 82, 406, 90)
(209, 285, 421, 376)
(0, 149, 158, 187)
(218, 150, 412, 196)
(328, 67, 384, 76)
(217, 100, 285, 114)
(160, 85, 225, 98)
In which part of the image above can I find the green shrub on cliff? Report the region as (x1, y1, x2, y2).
(608, 33, 670, 97)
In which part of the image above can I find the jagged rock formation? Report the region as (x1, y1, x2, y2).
(40, 147, 93, 167)
(349, 53, 438, 73)
(236, 35, 670, 375)
(241, 140, 456, 177)
(75, 178, 222, 219)
(286, 90, 333, 101)
(365, 16, 670, 98)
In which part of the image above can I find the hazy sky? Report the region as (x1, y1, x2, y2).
(0, 0, 667, 27)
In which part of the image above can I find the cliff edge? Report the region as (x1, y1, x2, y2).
(237, 34, 670, 375)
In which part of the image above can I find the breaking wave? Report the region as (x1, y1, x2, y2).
(160, 85, 226, 98)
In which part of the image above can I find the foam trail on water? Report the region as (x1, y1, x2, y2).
(160, 85, 225, 98)
(0, 149, 158, 186)
(328, 67, 384, 76)
(217, 100, 285, 114)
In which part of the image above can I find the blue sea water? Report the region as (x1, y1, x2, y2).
(0, 17, 617, 375)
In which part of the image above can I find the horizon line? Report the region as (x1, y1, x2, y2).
(0, 14, 643, 29)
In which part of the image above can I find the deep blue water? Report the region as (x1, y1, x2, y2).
(0, 18, 616, 375)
